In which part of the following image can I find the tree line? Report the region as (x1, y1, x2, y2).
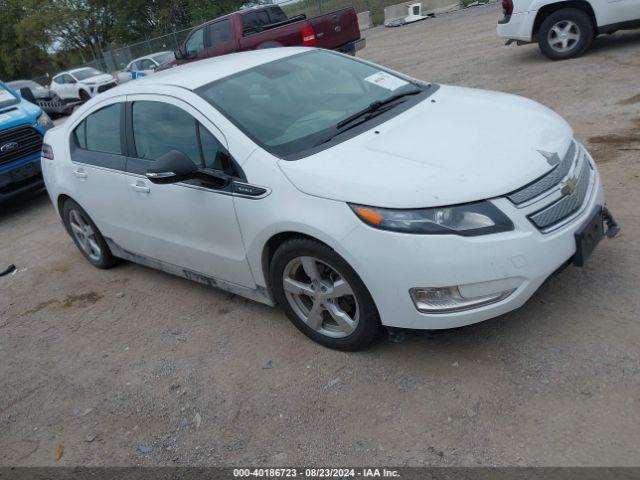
(0, 0, 249, 81)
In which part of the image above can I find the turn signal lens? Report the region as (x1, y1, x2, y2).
(353, 206, 384, 225)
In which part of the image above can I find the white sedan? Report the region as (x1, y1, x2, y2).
(41, 48, 618, 349)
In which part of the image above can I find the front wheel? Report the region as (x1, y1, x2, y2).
(79, 90, 91, 102)
(538, 8, 594, 60)
(270, 238, 380, 350)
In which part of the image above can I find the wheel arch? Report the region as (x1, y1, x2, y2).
(57, 193, 73, 216)
(532, 1, 597, 40)
(261, 231, 328, 293)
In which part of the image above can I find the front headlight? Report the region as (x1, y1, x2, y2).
(349, 201, 513, 236)
(37, 111, 54, 130)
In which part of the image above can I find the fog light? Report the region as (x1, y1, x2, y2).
(409, 286, 515, 314)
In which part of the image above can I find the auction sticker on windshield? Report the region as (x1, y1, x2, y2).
(364, 72, 409, 91)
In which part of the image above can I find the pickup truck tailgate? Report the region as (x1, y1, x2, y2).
(311, 8, 361, 49)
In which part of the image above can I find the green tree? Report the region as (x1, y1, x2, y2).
(0, 0, 52, 79)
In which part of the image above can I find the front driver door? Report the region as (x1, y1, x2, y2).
(119, 94, 255, 289)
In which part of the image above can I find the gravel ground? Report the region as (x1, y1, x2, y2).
(1, 4, 639, 467)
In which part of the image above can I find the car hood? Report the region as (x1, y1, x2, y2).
(277, 85, 574, 208)
(82, 73, 114, 84)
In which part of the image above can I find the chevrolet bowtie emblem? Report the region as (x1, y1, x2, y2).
(562, 176, 578, 196)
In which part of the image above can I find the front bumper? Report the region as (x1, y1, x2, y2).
(0, 155, 44, 201)
(89, 82, 117, 97)
(340, 154, 607, 330)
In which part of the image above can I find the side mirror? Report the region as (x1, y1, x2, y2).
(146, 150, 197, 184)
(174, 49, 185, 60)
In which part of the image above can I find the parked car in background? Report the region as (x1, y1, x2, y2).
(50, 68, 117, 102)
(498, 0, 640, 59)
(116, 51, 176, 83)
(170, 5, 364, 67)
(7, 79, 74, 117)
(41, 48, 618, 349)
(0, 80, 53, 201)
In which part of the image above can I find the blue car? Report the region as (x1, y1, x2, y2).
(0, 80, 54, 202)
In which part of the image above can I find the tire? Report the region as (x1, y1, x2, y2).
(538, 8, 594, 60)
(62, 199, 117, 269)
(270, 238, 379, 350)
(79, 90, 91, 102)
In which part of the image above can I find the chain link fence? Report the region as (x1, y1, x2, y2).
(100, 27, 194, 72)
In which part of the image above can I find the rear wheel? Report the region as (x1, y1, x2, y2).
(62, 199, 117, 269)
(538, 8, 594, 60)
(270, 238, 379, 350)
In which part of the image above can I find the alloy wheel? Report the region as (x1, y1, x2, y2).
(547, 20, 581, 53)
(282, 256, 359, 338)
(69, 209, 102, 262)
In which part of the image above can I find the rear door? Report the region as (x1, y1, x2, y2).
(204, 19, 237, 57)
(311, 8, 360, 49)
(119, 93, 255, 287)
(67, 96, 132, 245)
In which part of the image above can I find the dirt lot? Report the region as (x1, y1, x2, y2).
(1, 4, 640, 467)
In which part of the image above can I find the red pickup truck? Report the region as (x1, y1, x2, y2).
(173, 5, 365, 65)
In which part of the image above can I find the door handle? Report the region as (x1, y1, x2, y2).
(73, 168, 87, 179)
(131, 182, 150, 194)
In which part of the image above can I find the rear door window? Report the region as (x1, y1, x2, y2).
(75, 104, 122, 155)
(268, 7, 287, 23)
(242, 11, 271, 33)
(71, 103, 125, 170)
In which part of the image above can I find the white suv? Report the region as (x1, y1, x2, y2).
(497, 0, 640, 59)
(41, 48, 618, 349)
(50, 67, 117, 102)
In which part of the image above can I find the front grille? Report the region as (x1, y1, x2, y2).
(528, 146, 593, 231)
(0, 125, 43, 167)
(508, 142, 576, 205)
(97, 82, 116, 93)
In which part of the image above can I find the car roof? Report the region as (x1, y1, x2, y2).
(68, 67, 101, 74)
(115, 47, 310, 93)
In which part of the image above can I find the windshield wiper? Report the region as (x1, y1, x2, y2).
(336, 87, 423, 129)
(312, 87, 423, 148)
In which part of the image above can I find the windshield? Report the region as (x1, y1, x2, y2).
(197, 50, 426, 157)
(152, 52, 175, 65)
(72, 68, 103, 81)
